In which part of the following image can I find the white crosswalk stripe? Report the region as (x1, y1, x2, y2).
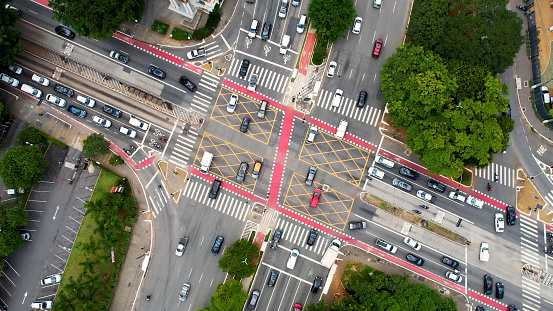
(522, 277, 541, 311)
(476, 163, 514, 187)
(274, 218, 331, 255)
(188, 71, 220, 112)
(227, 58, 288, 93)
(518, 216, 542, 310)
(181, 178, 250, 221)
(168, 129, 199, 168)
(544, 190, 553, 209)
(316, 89, 382, 127)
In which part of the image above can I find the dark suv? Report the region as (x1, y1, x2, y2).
(55, 25, 75, 39)
(306, 229, 318, 246)
(311, 276, 322, 293)
(270, 228, 282, 249)
(211, 236, 224, 254)
(392, 178, 413, 192)
(54, 84, 74, 97)
(441, 256, 459, 269)
(496, 282, 504, 299)
(102, 105, 122, 118)
(148, 65, 166, 79)
(506, 206, 516, 225)
(305, 166, 317, 185)
(399, 167, 419, 180)
(356, 91, 367, 108)
(483, 274, 493, 295)
(267, 269, 279, 287)
(236, 162, 249, 183)
(179, 76, 197, 92)
(261, 22, 272, 40)
(209, 179, 221, 199)
(239, 59, 250, 77)
(427, 180, 446, 192)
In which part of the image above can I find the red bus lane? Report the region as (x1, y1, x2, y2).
(298, 33, 316, 75)
(466, 191, 511, 212)
(309, 118, 376, 152)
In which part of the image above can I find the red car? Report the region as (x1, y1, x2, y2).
(310, 189, 322, 208)
(372, 39, 383, 58)
(293, 303, 302, 311)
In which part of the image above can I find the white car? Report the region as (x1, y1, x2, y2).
(494, 213, 504, 232)
(306, 125, 317, 143)
(327, 61, 337, 78)
(92, 115, 111, 128)
(466, 195, 484, 209)
(286, 248, 299, 269)
(32, 74, 50, 86)
(479, 242, 489, 261)
(375, 155, 394, 168)
(368, 166, 385, 180)
(129, 115, 149, 131)
(248, 19, 259, 38)
(352, 17, 362, 34)
(416, 190, 435, 203)
(403, 237, 422, 251)
(8, 65, 22, 74)
(45, 94, 66, 107)
(445, 271, 462, 283)
(247, 74, 258, 91)
(76, 95, 95, 107)
(119, 126, 137, 138)
(331, 89, 343, 107)
(186, 47, 206, 60)
(227, 94, 238, 113)
(449, 191, 465, 203)
(31, 300, 53, 309)
(0, 73, 19, 87)
(21, 84, 42, 98)
(41, 274, 62, 286)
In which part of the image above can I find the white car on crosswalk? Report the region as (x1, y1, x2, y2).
(466, 195, 484, 209)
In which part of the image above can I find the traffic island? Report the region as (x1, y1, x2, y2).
(516, 169, 553, 223)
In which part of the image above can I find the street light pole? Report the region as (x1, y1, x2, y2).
(531, 76, 553, 89)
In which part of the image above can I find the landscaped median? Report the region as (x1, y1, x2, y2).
(53, 169, 137, 310)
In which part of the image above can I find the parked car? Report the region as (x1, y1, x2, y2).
(483, 274, 493, 295)
(187, 47, 206, 60)
(494, 213, 505, 232)
(305, 166, 317, 185)
(54, 83, 74, 97)
(45, 94, 66, 107)
(348, 221, 367, 230)
(267, 269, 279, 287)
(178, 283, 191, 301)
(311, 276, 322, 293)
(32, 74, 50, 86)
(403, 237, 422, 251)
(306, 229, 318, 246)
(375, 155, 394, 168)
(21, 232, 31, 241)
(441, 256, 459, 269)
(392, 178, 413, 192)
(55, 25, 75, 39)
(103, 105, 122, 118)
(399, 167, 419, 180)
(236, 161, 249, 182)
(375, 238, 397, 253)
(310, 189, 321, 208)
(352, 17, 362, 34)
(427, 180, 446, 192)
(41, 274, 62, 286)
(406, 253, 424, 266)
(148, 65, 166, 79)
(506, 205, 516, 225)
(445, 271, 462, 283)
(467, 195, 484, 209)
(66, 105, 87, 118)
(449, 191, 466, 203)
(211, 236, 224, 255)
(92, 115, 111, 127)
(416, 190, 435, 203)
(479, 242, 489, 261)
(0, 73, 19, 87)
(247, 290, 260, 309)
(368, 166, 385, 180)
(179, 76, 197, 92)
(372, 39, 383, 57)
(239, 59, 250, 77)
(31, 300, 53, 309)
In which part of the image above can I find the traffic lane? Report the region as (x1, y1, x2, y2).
(466, 265, 522, 308)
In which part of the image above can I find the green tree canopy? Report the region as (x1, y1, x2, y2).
(218, 239, 260, 279)
(406, 0, 523, 74)
(49, 0, 137, 40)
(381, 44, 511, 178)
(0, 145, 48, 190)
(0, 200, 29, 259)
(82, 133, 110, 159)
(307, 0, 356, 42)
(108, 155, 124, 166)
(0, 0, 23, 67)
(198, 279, 249, 311)
(16, 126, 46, 146)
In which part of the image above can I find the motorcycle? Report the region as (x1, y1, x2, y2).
(149, 142, 162, 149)
(487, 183, 492, 192)
(412, 209, 422, 215)
(419, 205, 429, 209)
(159, 136, 167, 143)
(494, 174, 499, 182)
(146, 294, 151, 301)
(123, 148, 132, 156)
(129, 144, 136, 151)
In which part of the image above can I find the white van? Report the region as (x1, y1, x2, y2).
(280, 35, 290, 54)
(248, 19, 259, 38)
(200, 151, 214, 174)
(76, 95, 96, 107)
(21, 84, 42, 98)
(119, 126, 137, 138)
(541, 86, 550, 105)
(129, 115, 149, 131)
(297, 14, 306, 33)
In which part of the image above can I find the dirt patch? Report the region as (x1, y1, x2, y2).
(381, 116, 407, 142)
(516, 170, 553, 223)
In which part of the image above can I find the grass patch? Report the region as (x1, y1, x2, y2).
(171, 27, 192, 40)
(452, 169, 472, 187)
(264, 230, 271, 242)
(152, 20, 169, 35)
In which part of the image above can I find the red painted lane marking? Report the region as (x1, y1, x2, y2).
(183, 62, 203, 74)
(467, 191, 510, 212)
(33, 0, 50, 8)
(546, 224, 553, 232)
(268, 113, 294, 206)
(468, 290, 509, 310)
(377, 149, 471, 193)
(137, 155, 155, 169)
(309, 119, 376, 151)
(113, 32, 136, 45)
(109, 142, 140, 169)
(299, 33, 316, 75)
(134, 41, 183, 65)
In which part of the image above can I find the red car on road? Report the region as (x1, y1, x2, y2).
(310, 189, 322, 208)
(372, 39, 383, 58)
(293, 303, 302, 311)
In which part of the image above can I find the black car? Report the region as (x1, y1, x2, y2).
(267, 269, 279, 287)
(399, 167, 419, 180)
(54, 84, 74, 97)
(356, 91, 367, 108)
(406, 253, 424, 266)
(66, 105, 86, 118)
(441, 256, 459, 269)
(236, 161, 249, 183)
(102, 105, 122, 118)
(483, 274, 493, 295)
(55, 25, 75, 39)
(209, 179, 221, 199)
(239, 59, 250, 77)
(427, 180, 446, 192)
(392, 178, 413, 192)
(247, 290, 260, 310)
(247, 0, 255, 3)
(306, 229, 318, 246)
(507, 305, 517, 311)
(261, 22, 272, 40)
(305, 166, 317, 185)
(506, 205, 516, 225)
(311, 276, 322, 293)
(179, 76, 197, 92)
(211, 236, 224, 254)
(495, 282, 504, 299)
(475, 307, 485, 311)
(240, 117, 250, 132)
(148, 65, 166, 79)
(271, 228, 283, 250)
(348, 221, 367, 230)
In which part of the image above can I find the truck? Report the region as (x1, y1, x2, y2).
(200, 151, 214, 174)
(320, 239, 341, 268)
(175, 236, 188, 256)
(335, 119, 348, 139)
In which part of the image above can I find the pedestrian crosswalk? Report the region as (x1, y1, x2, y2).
(476, 163, 514, 187)
(521, 277, 541, 311)
(190, 71, 220, 113)
(227, 58, 289, 94)
(168, 129, 199, 168)
(316, 89, 382, 127)
(274, 218, 332, 256)
(520, 216, 539, 266)
(544, 190, 553, 210)
(182, 178, 250, 221)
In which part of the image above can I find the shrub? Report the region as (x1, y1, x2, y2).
(171, 27, 192, 40)
(312, 37, 328, 65)
(152, 20, 169, 35)
(109, 155, 124, 166)
(192, 27, 213, 40)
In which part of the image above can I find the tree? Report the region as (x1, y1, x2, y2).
(49, 0, 137, 40)
(108, 155, 124, 166)
(0, 0, 23, 67)
(306, 300, 328, 311)
(16, 126, 45, 146)
(82, 133, 110, 159)
(198, 279, 248, 311)
(218, 239, 260, 279)
(406, 0, 523, 74)
(0, 201, 29, 257)
(381, 44, 511, 178)
(307, 0, 356, 43)
(0, 145, 48, 190)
